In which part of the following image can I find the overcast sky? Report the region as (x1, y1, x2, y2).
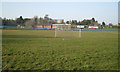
(1, 1, 119, 25)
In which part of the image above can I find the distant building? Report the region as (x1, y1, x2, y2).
(52, 19, 71, 29)
(36, 25, 52, 28)
(77, 25, 88, 29)
(116, 24, 120, 27)
(52, 24, 71, 29)
(35, 19, 70, 29)
(53, 19, 64, 24)
(88, 26, 98, 29)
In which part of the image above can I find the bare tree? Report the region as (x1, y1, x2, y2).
(25, 19, 35, 27)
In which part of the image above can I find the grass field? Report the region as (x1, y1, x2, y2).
(2, 29, 118, 70)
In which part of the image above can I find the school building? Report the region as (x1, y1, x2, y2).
(35, 19, 71, 29)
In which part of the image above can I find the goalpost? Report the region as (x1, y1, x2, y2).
(79, 28, 81, 38)
(54, 24, 82, 38)
(54, 25, 56, 37)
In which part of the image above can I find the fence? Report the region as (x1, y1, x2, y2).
(1, 26, 120, 31)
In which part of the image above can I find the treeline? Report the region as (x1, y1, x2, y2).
(66, 18, 101, 26)
(2, 15, 55, 27)
(1, 15, 113, 27)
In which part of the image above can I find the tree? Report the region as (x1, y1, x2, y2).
(44, 14, 49, 19)
(0, 17, 2, 26)
(119, 23, 120, 25)
(25, 19, 35, 27)
(16, 16, 24, 26)
(102, 22, 106, 26)
(77, 21, 81, 25)
(2, 18, 17, 26)
(92, 18, 95, 22)
(66, 21, 70, 24)
(44, 14, 49, 25)
(34, 16, 38, 26)
(71, 20, 77, 25)
(80, 19, 91, 25)
(24, 16, 38, 27)
(38, 17, 44, 25)
(94, 21, 99, 26)
(2, 18, 7, 26)
(24, 18, 31, 23)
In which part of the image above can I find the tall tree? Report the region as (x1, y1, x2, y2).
(25, 19, 35, 27)
(44, 14, 49, 25)
(92, 18, 95, 22)
(66, 21, 70, 24)
(44, 14, 49, 19)
(16, 16, 24, 26)
(0, 17, 2, 26)
(102, 22, 106, 26)
(71, 20, 77, 25)
(34, 16, 38, 26)
(39, 17, 44, 25)
(2, 18, 7, 26)
(77, 21, 81, 25)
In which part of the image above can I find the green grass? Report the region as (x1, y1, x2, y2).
(2, 29, 118, 70)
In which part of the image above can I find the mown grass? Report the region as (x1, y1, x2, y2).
(2, 29, 118, 70)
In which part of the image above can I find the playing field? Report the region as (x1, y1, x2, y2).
(2, 29, 118, 70)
